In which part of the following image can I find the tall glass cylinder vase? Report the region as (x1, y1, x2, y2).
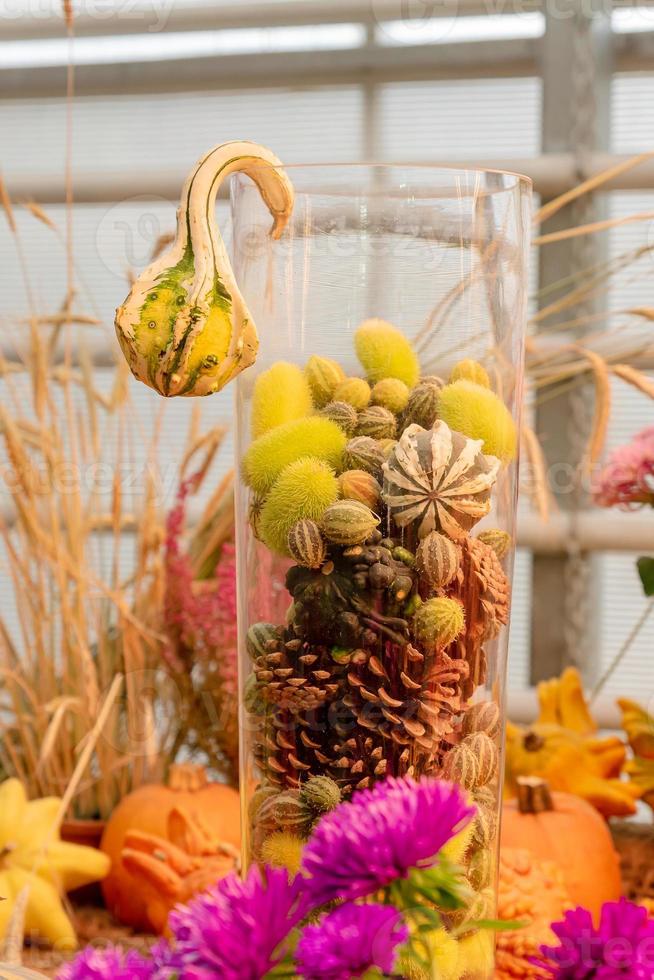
(232, 165, 531, 979)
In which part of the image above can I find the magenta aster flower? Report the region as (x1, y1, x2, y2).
(301, 775, 475, 906)
(168, 865, 308, 980)
(56, 946, 154, 980)
(296, 903, 409, 980)
(594, 427, 654, 509)
(535, 899, 654, 978)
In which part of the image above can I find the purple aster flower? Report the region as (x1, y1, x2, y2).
(56, 946, 153, 980)
(168, 865, 309, 980)
(301, 775, 475, 906)
(296, 903, 409, 980)
(535, 899, 654, 979)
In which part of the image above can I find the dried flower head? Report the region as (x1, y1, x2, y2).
(382, 421, 500, 540)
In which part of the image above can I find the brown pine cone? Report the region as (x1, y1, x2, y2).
(343, 642, 469, 767)
(253, 637, 342, 714)
(447, 536, 509, 695)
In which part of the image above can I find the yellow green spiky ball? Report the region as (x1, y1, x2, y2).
(354, 318, 420, 388)
(438, 379, 517, 463)
(414, 597, 465, 649)
(449, 358, 491, 388)
(370, 377, 410, 413)
(251, 361, 313, 438)
(243, 417, 346, 496)
(258, 457, 340, 555)
(260, 831, 305, 876)
(333, 377, 371, 410)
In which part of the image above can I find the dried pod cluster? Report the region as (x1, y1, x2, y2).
(241, 327, 514, 910)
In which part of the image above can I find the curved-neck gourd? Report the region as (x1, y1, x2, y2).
(115, 141, 294, 397)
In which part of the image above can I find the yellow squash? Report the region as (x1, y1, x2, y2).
(0, 779, 110, 948)
(505, 668, 640, 817)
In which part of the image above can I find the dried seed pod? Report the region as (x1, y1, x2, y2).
(355, 405, 397, 440)
(462, 701, 501, 739)
(378, 438, 397, 458)
(321, 500, 380, 545)
(414, 597, 465, 650)
(338, 469, 381, 509)
(442, 740, 479, 789)
(468, 847, 495, 891)
(370, 377, 410, 413)
(333, 377, 371, 410)
(392, 546, 415, 568)
(416, 531, 460, 590)
(471, 799, 498, 849)
(463, 732, 498, 787)
(382, 421, 500, 541)
(305, 354, 346, 407)
(320, 400, 358, 436)
(246, 622, 280, 658)
(287, 519, 326, 569)
(255, 790, 314, 834)
(477, 528, 512, 561)
(299, 775, 342, 814)
(343, 436, 386, 476)
(403, 380, 442, 429)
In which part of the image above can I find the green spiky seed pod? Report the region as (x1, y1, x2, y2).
(251, 361, 313, 438)
(333, 377, 371, 410)
(246, 622, 280, 658)
(442, 740, 479, 789)
(319, 400, 358, 436)
(477, 528, 511, 561)
(321, 499, 380, 545)
(463, 732, 498, 787)
(355, 405, 397, 440)
(403, 380, 441, 429)
(260, 832, 305, 875)
(343, 436, 386, 476)
(414, 596, 465, 649)
(371, 377, 410, 413)
(462, 701, 501, 739)
(354, 318, 420, 387)
(438, 379, 517, 462)
(338, 469, 381, 509)
(450, 358, 491, 388)
(304, 354, 346, 407)
(243, 416, 346, 495)
(287, 518, 327, 569)
(259, 458, 339, 555)
(416, 531, 460, 589)
(299, 775, 342, 813)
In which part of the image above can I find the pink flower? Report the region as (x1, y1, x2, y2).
(594, 427, 654, 509)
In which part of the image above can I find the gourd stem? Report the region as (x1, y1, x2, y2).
(517, 776, 554, 814)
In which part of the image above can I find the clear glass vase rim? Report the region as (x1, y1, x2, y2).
(233, 161, 532, 193)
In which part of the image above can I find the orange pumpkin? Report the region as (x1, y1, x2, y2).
(501, 776, 621, 920)
(101, 765, 240, 930)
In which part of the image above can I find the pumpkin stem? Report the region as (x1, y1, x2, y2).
(517, 776, 554, 814)
(168, 764, 209, 793)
